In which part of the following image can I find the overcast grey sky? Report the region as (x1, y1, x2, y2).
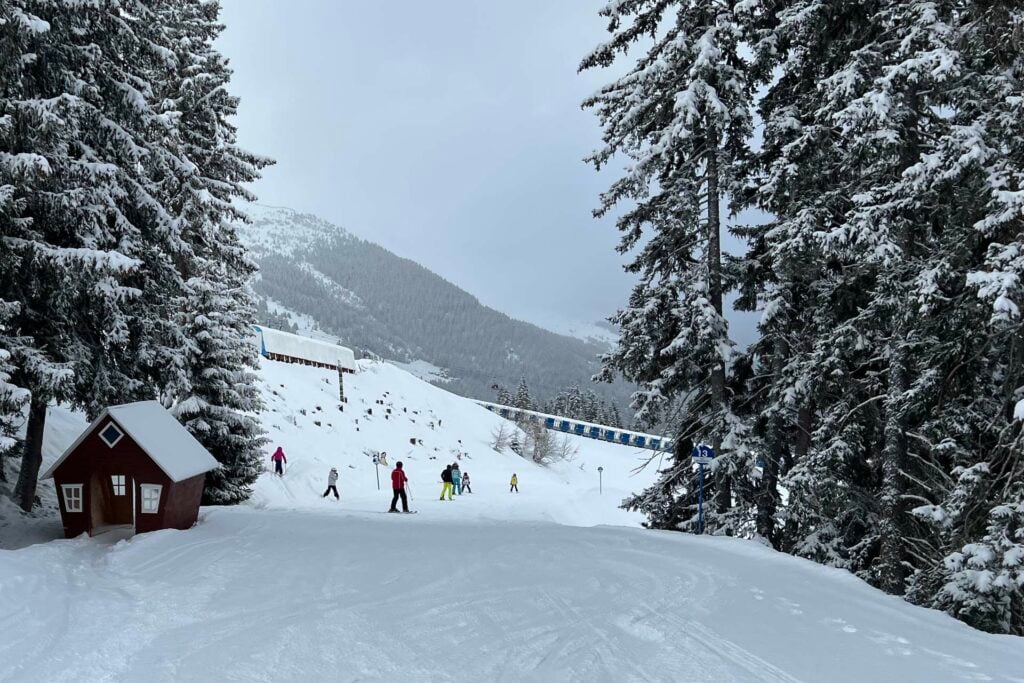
(218, 0, 758, 343)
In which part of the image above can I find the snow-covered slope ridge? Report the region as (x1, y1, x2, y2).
(252, 357, 660, 527)
(236, 204, 350, 257)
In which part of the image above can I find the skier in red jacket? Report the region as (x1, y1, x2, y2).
(389, 461, 410, 513)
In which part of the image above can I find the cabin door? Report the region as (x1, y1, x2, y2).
(107, 474, 132, 524)
(90, 471, 133, 529)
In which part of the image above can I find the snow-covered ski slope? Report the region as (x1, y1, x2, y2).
(3, 507, 1023, 682)
(253, 358, 660, 527)
(3, 357, 1022, 682)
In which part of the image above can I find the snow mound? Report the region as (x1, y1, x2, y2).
(252, 358, 661, 527)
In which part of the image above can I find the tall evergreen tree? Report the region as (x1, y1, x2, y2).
(172, 270, 264, 504)
(0, 2, 156, 510)
(0, 0, 270, 509)
(582, 0, 754, 531)
(154, 0, 271, 503)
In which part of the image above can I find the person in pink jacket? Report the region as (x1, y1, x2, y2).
(271, 447, 287, 476)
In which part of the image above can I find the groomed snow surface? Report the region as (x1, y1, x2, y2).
(1, 359, 1022, 682)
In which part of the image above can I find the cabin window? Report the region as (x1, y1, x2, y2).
(61, 484, 83, 513)
(140, 484, 162, 514)
(99, 422, 124, 448)
(110, 475, 126, 496)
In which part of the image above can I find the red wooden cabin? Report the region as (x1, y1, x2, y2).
(42, 401, 220, 538)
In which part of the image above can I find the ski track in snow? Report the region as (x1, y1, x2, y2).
(3, 508, 1024, 682)
(3, 359, 1023, 681)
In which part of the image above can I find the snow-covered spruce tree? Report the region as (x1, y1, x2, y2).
(735, 0, 892, 551)
(823, 0, 1018, 595)
(513, 378, 533, 411)
(153, 0, 272, 503)
(173, 270, 265, 504)
(0, 2, 160, 510)
(1, 1, 270, 509)
(936, 495, 1024, 635)
(732, 0, 1024, 629)
(609, 404, 623, 429)
(582, 0, 753, 532)
(893, 1, 1024, 630)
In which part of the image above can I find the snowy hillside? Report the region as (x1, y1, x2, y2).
(2, 358, 1023, 681)
(237, 204, 352, 258)
(252, 358, 658, 527)
(236, 203, 635, 410)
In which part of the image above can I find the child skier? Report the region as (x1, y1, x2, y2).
(389, 461, 410, 513)
(462, 472, 472, 494)
(440, 464, 454, 501)
(451, 463, 462, 495)
(271, 447, 287, 476)
(510, 473, 518, 493)
(322, 467, 339, 500)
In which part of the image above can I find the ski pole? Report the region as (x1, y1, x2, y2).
(406, 482, 414, 502)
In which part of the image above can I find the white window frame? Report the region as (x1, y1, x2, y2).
(99, 421, 124, 448)
(110, 474, 126, 496)
(140, 484, 162, 514)
(61, 484, 83, 513)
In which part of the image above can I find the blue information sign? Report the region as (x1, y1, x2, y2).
(690, 443, 715, 534)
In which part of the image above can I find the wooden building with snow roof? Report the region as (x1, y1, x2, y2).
(42, 401, 220, 538)
(253, 325, 357, 373)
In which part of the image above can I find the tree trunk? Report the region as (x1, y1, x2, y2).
(756, 338, 788, 546)
(706, 127, 731, 516)
(668, 433, 696, 531)
(779, 401, 813, 552)
(878, 337, 909, 594)
(14, 399, 47, 512)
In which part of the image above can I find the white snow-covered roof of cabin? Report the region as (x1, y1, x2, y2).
(254, 325, 357, 370)
(41, 401, 220, 482)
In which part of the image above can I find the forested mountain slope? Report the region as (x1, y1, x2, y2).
(237, 205, 631, 409)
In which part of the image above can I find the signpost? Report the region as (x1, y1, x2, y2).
(690, 443, 715, 534)
(598, 466, 604, 495)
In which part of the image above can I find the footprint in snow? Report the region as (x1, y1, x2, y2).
(776, 597, 803, 615)
(823, 617, 858, 633)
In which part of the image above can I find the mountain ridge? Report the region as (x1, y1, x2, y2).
(236, 204, 632, 410)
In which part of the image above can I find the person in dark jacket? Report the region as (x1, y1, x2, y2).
(322, 467, 340, 500)
(389, 462, 409, 512)
(440, 464, 454, 501)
